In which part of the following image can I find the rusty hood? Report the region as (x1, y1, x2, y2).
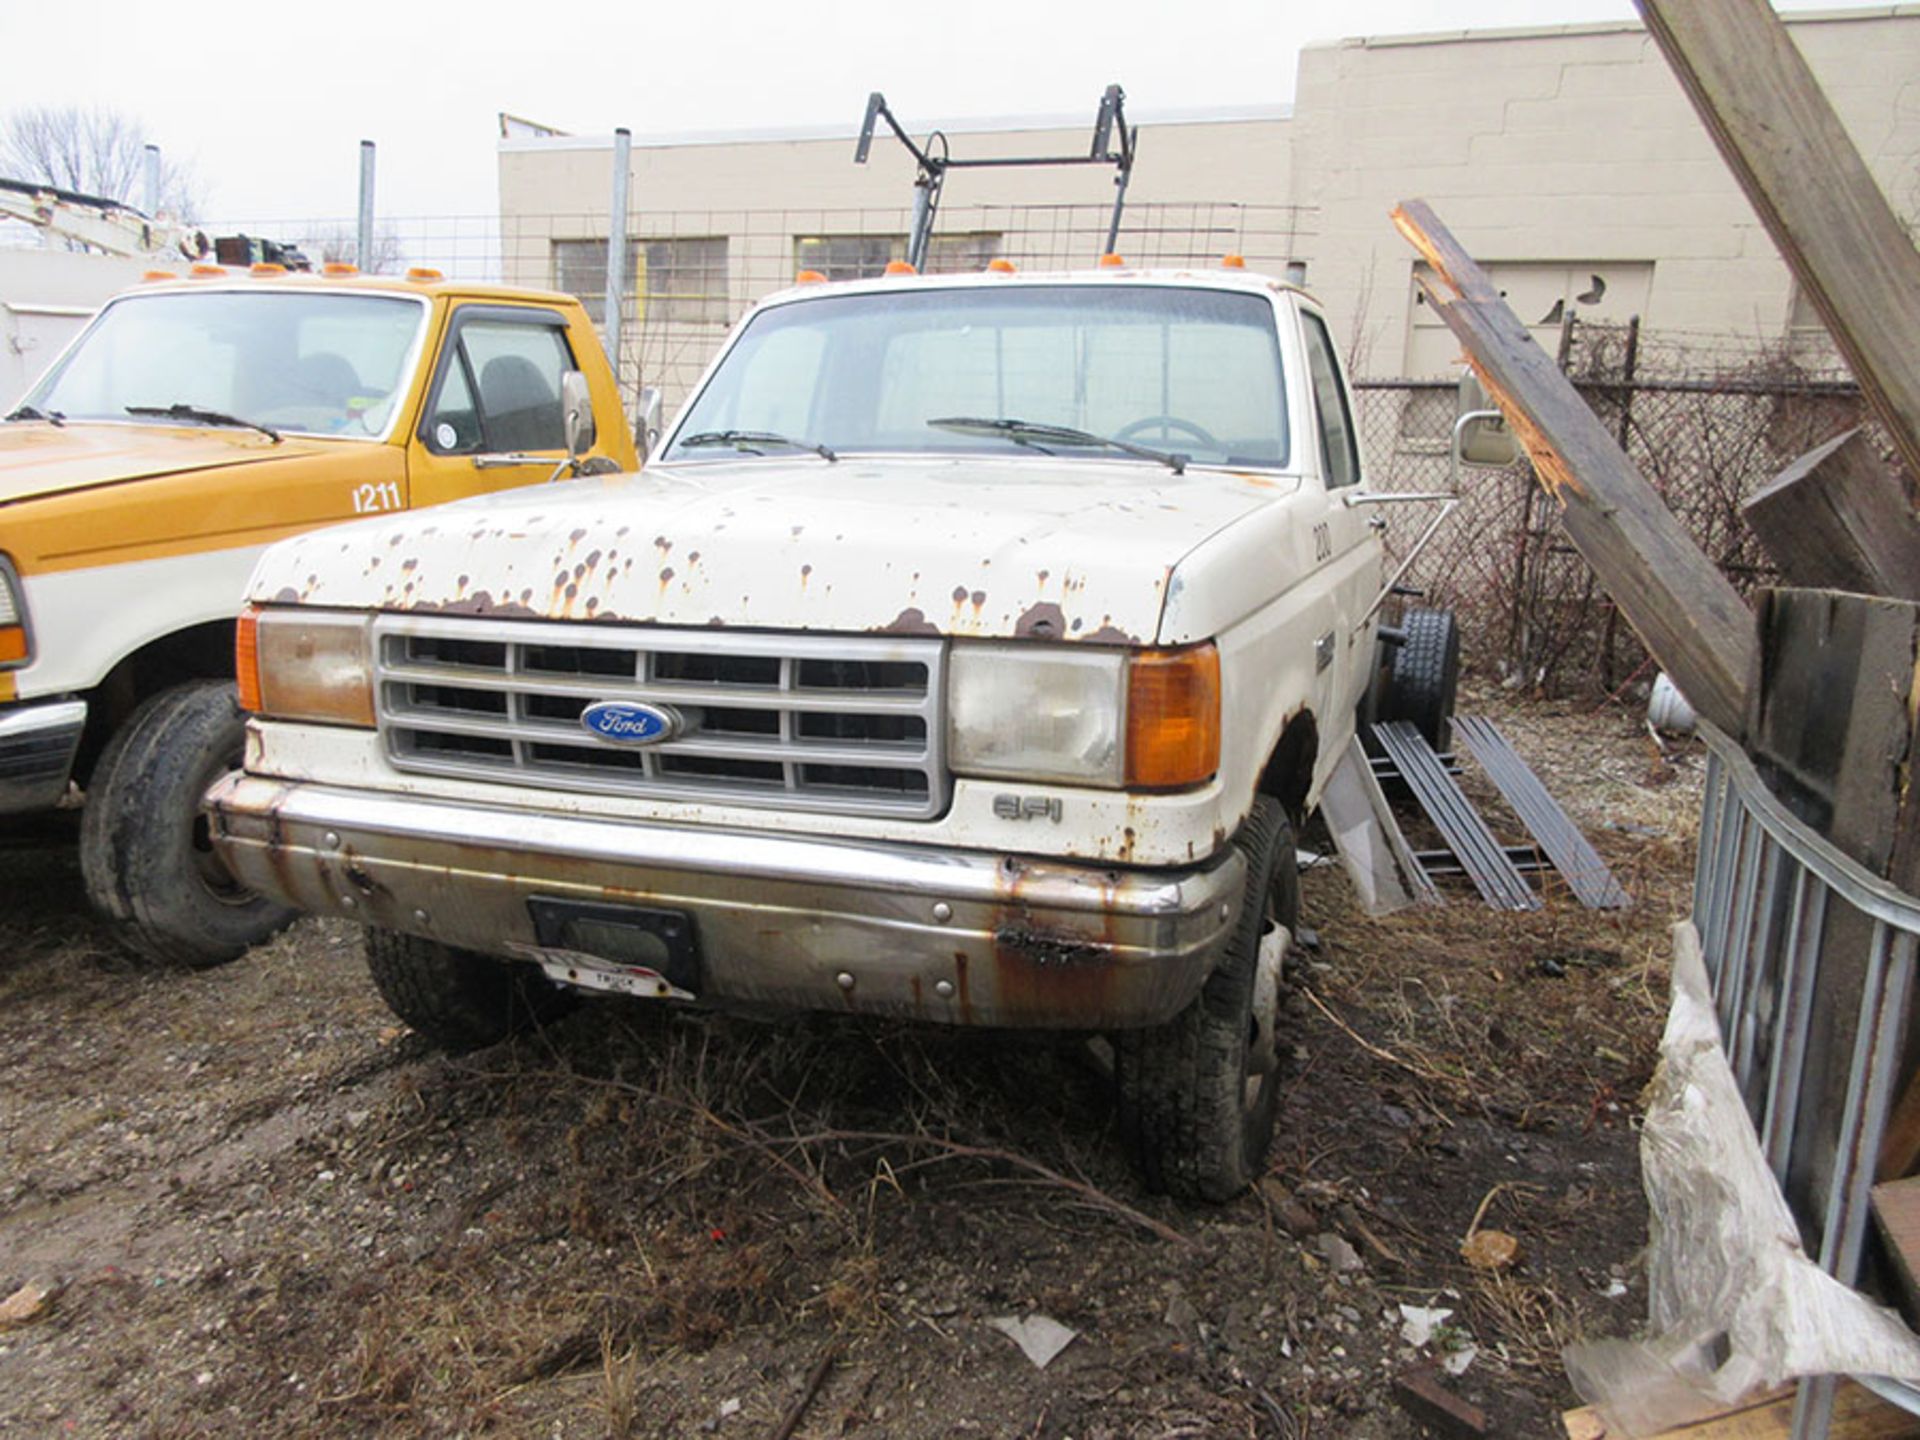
(0, 420, 329, 507)
(252, 455, 1295, 643)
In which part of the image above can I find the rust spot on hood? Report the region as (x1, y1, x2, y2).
(1082, 621, 1139, 644)
(877, 607, 939, 635)
(1015, 601, 1067, 640)
(408, 590, 539, 618)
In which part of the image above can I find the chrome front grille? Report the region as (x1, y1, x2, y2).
(374, 616, 948, 818)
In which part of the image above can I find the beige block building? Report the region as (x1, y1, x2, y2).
(497, 5, 1920, 390)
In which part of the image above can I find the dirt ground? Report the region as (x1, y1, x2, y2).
(0, 684, 1700, 1439)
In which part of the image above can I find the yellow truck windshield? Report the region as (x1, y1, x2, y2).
(25, 289, 428, 440)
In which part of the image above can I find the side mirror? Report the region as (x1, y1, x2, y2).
(561, 370, 595, 458)
(636, 385, 663, 461)
(1454, 368, 1519, 470)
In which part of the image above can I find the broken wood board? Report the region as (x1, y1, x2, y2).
(1743, 429, 1920, 603)
(1744, 590, 1920, 880)
(1874, 1176, 1920, 1321)
(1639, 0, 1920, 488)
(1392, 197, 1755, 736)
(1564, 1381, 1920, 1438)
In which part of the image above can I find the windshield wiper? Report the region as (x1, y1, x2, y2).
(125, 403, 281, 444)
(928, 416, 1187, 474)
(5, 404, 64, 427)
(678, 429, 836, 462)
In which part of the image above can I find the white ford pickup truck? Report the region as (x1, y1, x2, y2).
(208, 263, 1455, 1199)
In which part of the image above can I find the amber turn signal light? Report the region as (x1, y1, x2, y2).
(1125, 644, 1221, 789)
(235, 608, 262, 713)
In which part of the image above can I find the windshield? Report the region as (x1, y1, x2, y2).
(663, 284, 1290, 470)
(22, 290, 427, 439)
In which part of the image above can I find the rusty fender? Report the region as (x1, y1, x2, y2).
(205, 773, 1246, 1030)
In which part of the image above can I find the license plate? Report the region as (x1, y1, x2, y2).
(522, 897, 702, 997)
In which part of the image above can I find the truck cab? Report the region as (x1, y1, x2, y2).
(0, 264, 633, 964)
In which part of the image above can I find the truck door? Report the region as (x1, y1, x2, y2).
(407, 304, 582, 509)
(1297, 308, 1380, 718)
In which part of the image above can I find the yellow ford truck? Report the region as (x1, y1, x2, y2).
(0, 263, 636, 965)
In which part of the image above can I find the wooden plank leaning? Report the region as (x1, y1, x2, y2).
(1638, 0, 1920, 491)
(1391, 198, 1756, 737)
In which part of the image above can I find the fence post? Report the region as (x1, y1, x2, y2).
(605, 128, 632, 399)
(357, 141, 376, 273)
(1600, 315, 1643, 688)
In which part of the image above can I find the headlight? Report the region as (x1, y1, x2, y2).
(949, 641, 1220, 791)
(236, 607, 375, 726)
(949, 645, 1127, 784)
(0, 556, 29, 668)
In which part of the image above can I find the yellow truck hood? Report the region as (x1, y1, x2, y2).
(0, 422, 332, 506)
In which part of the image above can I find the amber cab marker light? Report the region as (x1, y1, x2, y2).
(234, 610, 263, 714)
(0, 627, 26, 665)
(1098, 253, 1126, 268)
(407, 266, 443, 282)
(987, 257, 1016, 274)
(141, 270, 173, 282)
(189, 263, 226, 278)
(1221, 253, 1246, 269)
(795, 269, 827, 284)
(1126, 644, 1222, 789)
(884, 259, 917, 275)
(250, 262, 287, 277)
(322, 261, 358, 277)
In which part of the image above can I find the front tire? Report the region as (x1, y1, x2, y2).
(1118, 797, 1299, 1202)
(79, 680, 297, 967)
(364, 928, 574, 1051)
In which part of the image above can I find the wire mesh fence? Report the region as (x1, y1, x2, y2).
(206, 202, 1311, 412)
(1356, 319, 1879, 699)
(196, 211, 1874, 701)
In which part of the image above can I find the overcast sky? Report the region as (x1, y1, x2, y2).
(0, 1, 1863, 223)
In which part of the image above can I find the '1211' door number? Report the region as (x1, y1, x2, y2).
(352, 481, 403, 514)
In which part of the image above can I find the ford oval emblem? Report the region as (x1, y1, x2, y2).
(580, 700, 681, 746)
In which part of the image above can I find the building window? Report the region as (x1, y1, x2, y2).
(924, 233, 1001, 274)
(794, 233, 1002, 281)
(641, 237, 731, 323)
(795, 235, 898, 282)
(550, 239, 635, 325)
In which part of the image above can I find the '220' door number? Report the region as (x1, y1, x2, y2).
(352, 481, 403, 514)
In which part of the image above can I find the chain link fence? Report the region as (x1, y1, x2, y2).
(1356, 318, 1879, 699)
(207, 202, 1311, 416)
(204, 210, 1875, 700)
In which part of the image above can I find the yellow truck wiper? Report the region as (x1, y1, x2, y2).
(126, 403, 281, 444)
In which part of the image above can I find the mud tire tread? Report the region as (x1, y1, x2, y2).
(79, 679, 296, 967)
(364, 927, 572, 1052)
(1117, 797, 1298, 1202)
(1382, 607, 1461, 751)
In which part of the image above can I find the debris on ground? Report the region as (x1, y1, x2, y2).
(1394, 1364, 1490, 1437)
(0, 1280, 59, 1328)
(1462, 1229, 1523, 1271)
(985, 1314, 1079, 1370)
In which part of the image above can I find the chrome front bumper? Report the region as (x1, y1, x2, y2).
(0, 700, 85, 814)
(205, 774, 1245, 1029)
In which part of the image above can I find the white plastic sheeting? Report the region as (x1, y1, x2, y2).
(1562, 923, 1920, 1436)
